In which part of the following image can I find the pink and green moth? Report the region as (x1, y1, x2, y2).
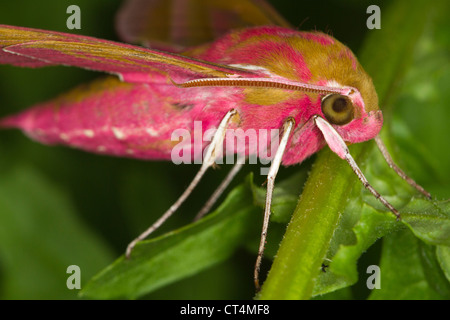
(0, 0, 431, 290)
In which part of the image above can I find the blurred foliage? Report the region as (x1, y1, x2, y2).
(0, 0, 448, 299)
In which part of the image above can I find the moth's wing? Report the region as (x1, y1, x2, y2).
(0, 25, 255, 83)
(115, 0, 291, 50)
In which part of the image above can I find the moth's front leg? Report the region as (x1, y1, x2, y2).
(314, 115, 401, 220)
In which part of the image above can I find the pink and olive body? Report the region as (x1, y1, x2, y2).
(0, 25, 382, 165)
(1, 2, 420, 293)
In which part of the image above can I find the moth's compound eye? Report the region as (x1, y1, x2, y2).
(321, 94, 354, 125)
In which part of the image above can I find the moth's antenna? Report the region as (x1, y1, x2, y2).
(193, 160, 244, 221)
(374, 135, 431, 199)
(254, 117, 295, 291)
(126, 109, 239, 258)
(172, 77, 354, 96)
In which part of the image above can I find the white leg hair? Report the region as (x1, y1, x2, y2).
(126, 109, 238, 258)
(254, 117, 295, 291)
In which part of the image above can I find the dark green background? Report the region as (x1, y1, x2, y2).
(0, 0, 447, 299)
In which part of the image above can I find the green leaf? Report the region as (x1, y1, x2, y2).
(436, 246, 450, 282)
(312, 195, 399, 296)
(81, 176, 259, 299)
(312, 188, 450, 297)
(0, 163, 113, 299)
(369, 229, 450, 300)
(402, 199, 450, 246)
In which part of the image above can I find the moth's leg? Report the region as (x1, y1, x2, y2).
(254, 117, 295, 291)
(314, 116, 401, 220)
(126, 109, 239, 258)
(374, 135, 431, 199)
(193, 160, 244, 221)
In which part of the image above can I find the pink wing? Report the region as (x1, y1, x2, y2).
(116, 0, 291, 50)
(0, 24, 258, 161)
(0, 25, 256, 83)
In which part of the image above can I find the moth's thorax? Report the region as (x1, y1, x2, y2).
(188, 26, 379, 113)
(189, 26, 381, 141)
(185, 26, 384, 165)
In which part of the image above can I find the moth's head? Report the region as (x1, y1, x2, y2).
(318, 85, 383, 144)
(303, 33, 383, 144)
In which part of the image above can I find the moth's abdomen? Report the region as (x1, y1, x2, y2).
(0, 76, 208, 160)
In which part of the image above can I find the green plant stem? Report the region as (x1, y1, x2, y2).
(257, 144, 367, 299)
